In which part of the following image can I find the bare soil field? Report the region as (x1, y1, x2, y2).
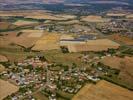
(0, 79, 19, 100)
(73, 80, 133, 100)
(67, 39, 120, 52)
(81, 15, 110, 23)
(32, 33, 61, 51)
(101, 56, 133, 87)
(109, 34, 133, 45)
(13, 20, 38, 26)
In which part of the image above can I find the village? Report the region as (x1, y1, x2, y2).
(0, 50, 122, 100)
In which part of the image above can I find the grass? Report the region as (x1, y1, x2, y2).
(0, 48, 84, 67)
(0, 49, 36, 62)
(42, 50, 84, 66)
(101, 75, 133, 90)
(57, 90, 74, 100)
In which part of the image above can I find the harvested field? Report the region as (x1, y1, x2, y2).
(0, 22, 16, 30)
(107, 13, 126, 17)
(73, 80, 133, 100)
(66, 39, 120, 52)
(109, 34, 133, 45)
(126, 14, 133, 18)
(0, 30, 41, 48)
(13, 20, 38, 26)
(0, 79, 19, 100)
(0, 55, 8, 62)
(32, 33, 61, 51)
(0, 64, 5, 73)
(0, 10, 76, 21)
(60, 34, 74, 40)
(25, 14, 75, 20)
(101, 56, 133, 86)
(22, 29, 44, 38)
(57, 20, 80, 24)
(81, 15, 110, 23)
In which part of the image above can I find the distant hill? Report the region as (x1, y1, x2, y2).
(0, 0, 132, 12)
(0, 0, 132, 4)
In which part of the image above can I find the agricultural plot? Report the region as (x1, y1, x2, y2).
(81, 15, 110, 23)
(22, 29, 44, 38)
(0, 55, 8, 62)
(108, 34, 133, 46)
(72, 80, 133, 100)
(67, 39, 120, 52)
(32, 33, 61, 51)
(107, 13, 126, 17)
(0, 10, 76, 21)
(126, 14, 133, 18)
(0, 30, 40, 48)
(0, 79, 19, 100)
(57, 20, 80, 25)
(101, 56, 133, 86)
(25, 14, 75, 20)
(0, 64, 5, 73)
(0, 22, 17, 30)
(13, 20, 38, 26)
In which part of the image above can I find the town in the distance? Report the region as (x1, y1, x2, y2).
(0, 0, 133, 100)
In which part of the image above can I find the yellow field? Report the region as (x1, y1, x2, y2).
(81, 15, 110, 22)
(73, 80, 133, 100)
(22, 29, 44, 38)
(101, 56, 133, 85)
(126, 14, 133, 18)
(25, 14, 76, 20)
(109, 34, 133, 45)
(0, 31, 40, 48)
(0, 10, 76, 20)
(66, 39, 120, 52)
(0, 79, 19, 100)
(60, 34, 74, 40)
(13, 20, 38, 26)
(32, 33, 61, 51)
(57, 20, 80, 24)
(107, 13, 126, 17)
(0, 64, 5, 73)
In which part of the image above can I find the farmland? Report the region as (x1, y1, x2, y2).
(108, 34, 133, 46)
(100, 56, 133, 88)
(65, 39, 120, 52)
(13, 20, 38, 26)
(0, 55, 8, 62)
(81, 15, 110, 23)
(73, 80, 133, 100)
(0, 79, 19, 100)
(0, 3, 133, 100)
(32, 33, 61, 51)
(0, 22, 17, 30)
